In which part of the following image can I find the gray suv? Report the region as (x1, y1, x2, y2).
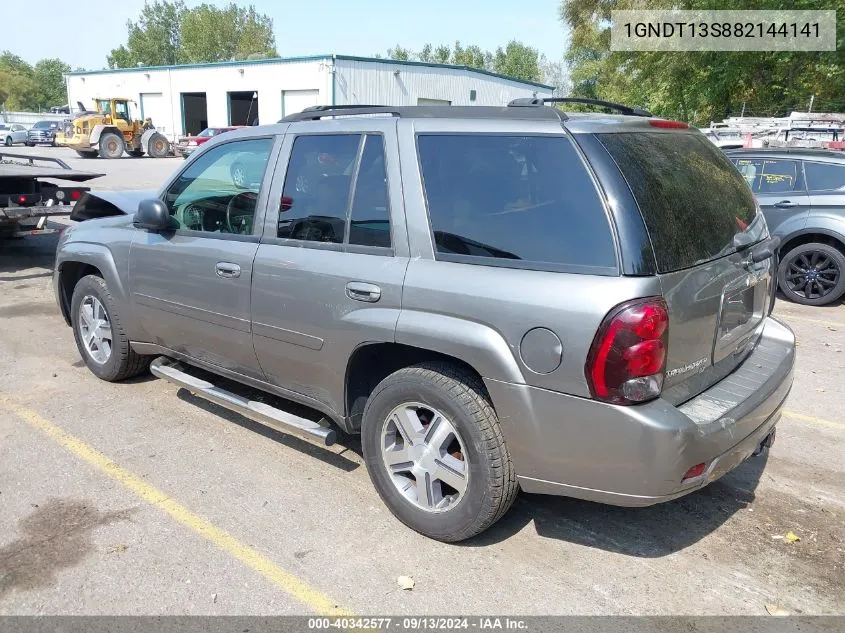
(55, 101, 795, 542)
(726, 148, 845, 306)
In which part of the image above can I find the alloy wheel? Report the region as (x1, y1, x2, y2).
(78, 295, 113, 364)
(784, 250, 840, 301)
(380, 402, 469, 513)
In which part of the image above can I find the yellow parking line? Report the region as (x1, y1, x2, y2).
(0, 397, 351, 616)
(775, 313, 845, 329)
(783, 409, 845, 430)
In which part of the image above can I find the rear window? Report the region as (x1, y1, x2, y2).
(598, 132, 764, 273)
(417, 134, 617, 273)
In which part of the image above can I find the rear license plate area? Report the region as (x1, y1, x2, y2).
(713, 276, 768, 363)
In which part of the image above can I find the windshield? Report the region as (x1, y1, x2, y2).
(597, 131, 765, 273)
(32, 121, 52, 130)
(197, 129, 215, 138)
(96, 99, 111, 114)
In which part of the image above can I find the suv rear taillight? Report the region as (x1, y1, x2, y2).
(585, 297, 669, 405)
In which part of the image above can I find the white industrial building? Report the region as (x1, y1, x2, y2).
(64, 54, 555, 140)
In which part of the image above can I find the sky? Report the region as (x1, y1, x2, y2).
(4, 0, 569, 71)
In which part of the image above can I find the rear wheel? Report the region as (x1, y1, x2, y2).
(70, 274, 151, 381)
(361, 362, 518, 542)
(146, 133, 169, 158)
(98, 132, 125, 159)
(778, 242, 845, 306)
(4, 136, 11, 146)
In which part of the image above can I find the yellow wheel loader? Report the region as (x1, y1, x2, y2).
(55, 98, 170, 159)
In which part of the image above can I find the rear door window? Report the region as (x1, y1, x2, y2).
(804, 161, 845, 192)
(416, 134, 617, 273)
(597, 132, 765, 273)
(756, 159, 801, 193)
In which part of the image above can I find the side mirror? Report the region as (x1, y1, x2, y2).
(134, 199, 171, 231)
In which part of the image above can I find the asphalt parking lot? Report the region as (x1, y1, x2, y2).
(1, 146, 844, 615)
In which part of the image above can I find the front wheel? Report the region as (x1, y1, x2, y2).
(778, 242, 845, 306)
(361, 362, 518, 542)
(70, 274, 151, 381)
(4, 136, 12, 146)
(98, 132, 125, 159)
(146, 133, 169, 158)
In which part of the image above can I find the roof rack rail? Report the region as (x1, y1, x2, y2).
(508, 97, 652, 117)
(281, 105, 401, 122)
(279, 104, 566, 123)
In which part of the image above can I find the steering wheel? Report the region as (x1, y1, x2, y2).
(225, 191, 257, 234)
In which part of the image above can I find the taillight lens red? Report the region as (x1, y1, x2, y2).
(70, 189, 82, 200)
(586, 297, 669, 405)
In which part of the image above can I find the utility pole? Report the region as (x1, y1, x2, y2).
(808, 94, 815, 113)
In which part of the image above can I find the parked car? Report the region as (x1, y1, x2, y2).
(54, 101, 794, 542)
(1, 123, 28, 146)
(175, 127, 243, 158)
(25, 120, 60, 146)
(726, 148, 845, 306)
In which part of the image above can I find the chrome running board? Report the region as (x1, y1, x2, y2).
(150, 356, 337, 446)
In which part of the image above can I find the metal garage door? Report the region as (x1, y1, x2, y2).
(282, 89, 319, 118)
(140, 92, 169, 135)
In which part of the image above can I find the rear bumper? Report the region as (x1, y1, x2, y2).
(485, 317, 795, 506)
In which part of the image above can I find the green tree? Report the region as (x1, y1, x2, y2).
(180, 3, 277, 63)
(493, 41, 542, 82)
(387, 45, 412, 61)
(107, 0, 276, 68)
(384, 40, 543, 82)
(34, 58, 71, 107)
(108, 0, 186, 68)
(452, 42, 487, 69)
(561, 0, 845, 124)
(0, 52, 38, 110)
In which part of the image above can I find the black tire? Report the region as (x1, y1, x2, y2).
(146, 133, 169, 158)
(778, 242, 845, 306)
(25, 141, 34, 147)
(129, 149, 145, 158)
(4, 136, 12, 146)
(70, 274, 151, 381)
(98, 132, 125, 159)
(75, 150, 97, 159)
(361, 362, 518, 542)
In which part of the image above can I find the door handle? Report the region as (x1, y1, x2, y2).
(215, 262, 241, 278)
(773, 200, 797, 208)
(345, 281, 381, 303)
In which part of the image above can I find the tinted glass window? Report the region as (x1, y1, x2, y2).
(278, 134, 360, 243)
(349, 135, 391, 248)
(598, 133, 764, 273)
(805, 161, 845, 192)
(417, 134, 616, 272)
(164, 137, 273, 234)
